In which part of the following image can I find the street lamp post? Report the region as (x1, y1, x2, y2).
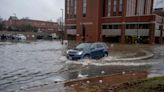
(61, 9, 64, 45)
(137, 23, 139, 43)
(136, 12, 140, 44)
(13, 13, 17, 32)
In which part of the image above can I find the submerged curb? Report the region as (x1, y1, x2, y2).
(68, 50, 155, 66)
(115, 50, 154, 61)
(64, 72, 148, 92)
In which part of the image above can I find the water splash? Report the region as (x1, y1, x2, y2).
(67, 58, 158, 66)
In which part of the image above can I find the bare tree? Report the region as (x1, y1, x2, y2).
(57, 17, 63, 31)
(0, 17, 4, 31)
(0, 16, 3, 23)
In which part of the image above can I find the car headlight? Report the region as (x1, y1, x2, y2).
(77, 51, 83, 55)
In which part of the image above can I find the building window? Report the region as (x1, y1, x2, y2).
(70, 0, 74, 18)
(113, 0, 117, 16)
(108, 0, 111, 16)
(67, 26, 77, 29)
(83, 0, 87, 17)
(113, 25, 117, 29)
(102, 0, 106, 17)
(139, 24, 149, 29)
(102, 25, 121, 29)
(74, 0, 77, 17)
(136, 0, 145, 15)
(126, 24, 136, 29)
(67, 0, 70, 14)
(102, 25, 112, 29)
(119, 0, 123, 16)
(66, 0, 70, 18)
(66, 0, 77, 18)
(126, 24, 149, 29)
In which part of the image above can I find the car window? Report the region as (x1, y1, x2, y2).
(102, 43, 108, 49)
(91, 44, 96, 49)
(76, 43, 91, 49)
(96, 44, 104, 48)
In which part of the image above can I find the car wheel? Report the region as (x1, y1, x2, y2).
(83, 55, 90, 59)
(104, 52, 108, 57)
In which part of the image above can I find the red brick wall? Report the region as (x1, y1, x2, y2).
(4, 19, 58, 33)
(75, 0, 102, 43)
(65, 0, 162, 44)
(102, 15, 155, 23)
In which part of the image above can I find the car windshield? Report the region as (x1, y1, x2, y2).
(76, 43, 91, 49)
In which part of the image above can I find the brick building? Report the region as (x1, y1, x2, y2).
(65, 0, 164, 44)
(4, 16, 58, 33)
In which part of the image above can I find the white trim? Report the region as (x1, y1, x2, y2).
(155, 30, 161, 37)
(102, 29, 121, 36)
(80, 22, 93, 25)
(67, 29, 76, 35)
(125, 29, 149, 36)
(101, 22, 153, 25)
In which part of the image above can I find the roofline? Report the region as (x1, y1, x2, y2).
(20, 19, 58, 24)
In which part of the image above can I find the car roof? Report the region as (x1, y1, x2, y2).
(82, 42, 106, 44)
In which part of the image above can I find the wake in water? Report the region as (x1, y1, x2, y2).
(62, 56, 158, 66)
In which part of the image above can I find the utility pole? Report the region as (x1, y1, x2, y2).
(136, 12, 139, 44)
(61, 9, 64, 45)
(13, 13, 17, 31)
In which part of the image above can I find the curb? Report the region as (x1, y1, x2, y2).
(66, 50, 155, 66)
(114, 50, 154, 61)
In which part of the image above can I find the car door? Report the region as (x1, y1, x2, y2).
(95, 44, 104, 58)
(90, 44, 97, 59)
(90, 44, 104, 59)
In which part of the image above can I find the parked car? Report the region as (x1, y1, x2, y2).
(15, 34, 27, 41)
(51, 33, 59, 39)
(66, 42, 109, 60)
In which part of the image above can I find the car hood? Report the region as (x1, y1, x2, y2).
(68, 48, 83, 53)
(72, 48, 83, 51)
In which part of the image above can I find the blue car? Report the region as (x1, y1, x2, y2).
(66, 42, 109, 60)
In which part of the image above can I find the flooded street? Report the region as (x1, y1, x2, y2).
(0, 41, 66, 92)
(0, 41, 164, 92)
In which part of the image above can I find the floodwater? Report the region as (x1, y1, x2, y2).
(0, 41, 164, 92)
(0, 41, 66, 92)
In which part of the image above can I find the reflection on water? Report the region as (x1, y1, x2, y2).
(0, 41, 66, 91)
(0, 41, 164, 92)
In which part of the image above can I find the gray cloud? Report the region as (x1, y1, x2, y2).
(0, 0, 164, 22)
(154, 0, 164, 8)
(0, 0, 64, 21)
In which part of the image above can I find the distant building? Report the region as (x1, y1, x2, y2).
(154, 8, 164, 17)
(4, 16, 58, 33)
(0, 18, 3, 23)
(65, 0, 164, 44)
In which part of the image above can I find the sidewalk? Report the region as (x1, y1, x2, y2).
(106, 49, 154, 61)
(114, 50, 154, 61)
(65, 71, 148, 92)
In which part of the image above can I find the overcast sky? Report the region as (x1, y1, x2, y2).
(0, 0, 163, 22)
(0, 0, 64, 22)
